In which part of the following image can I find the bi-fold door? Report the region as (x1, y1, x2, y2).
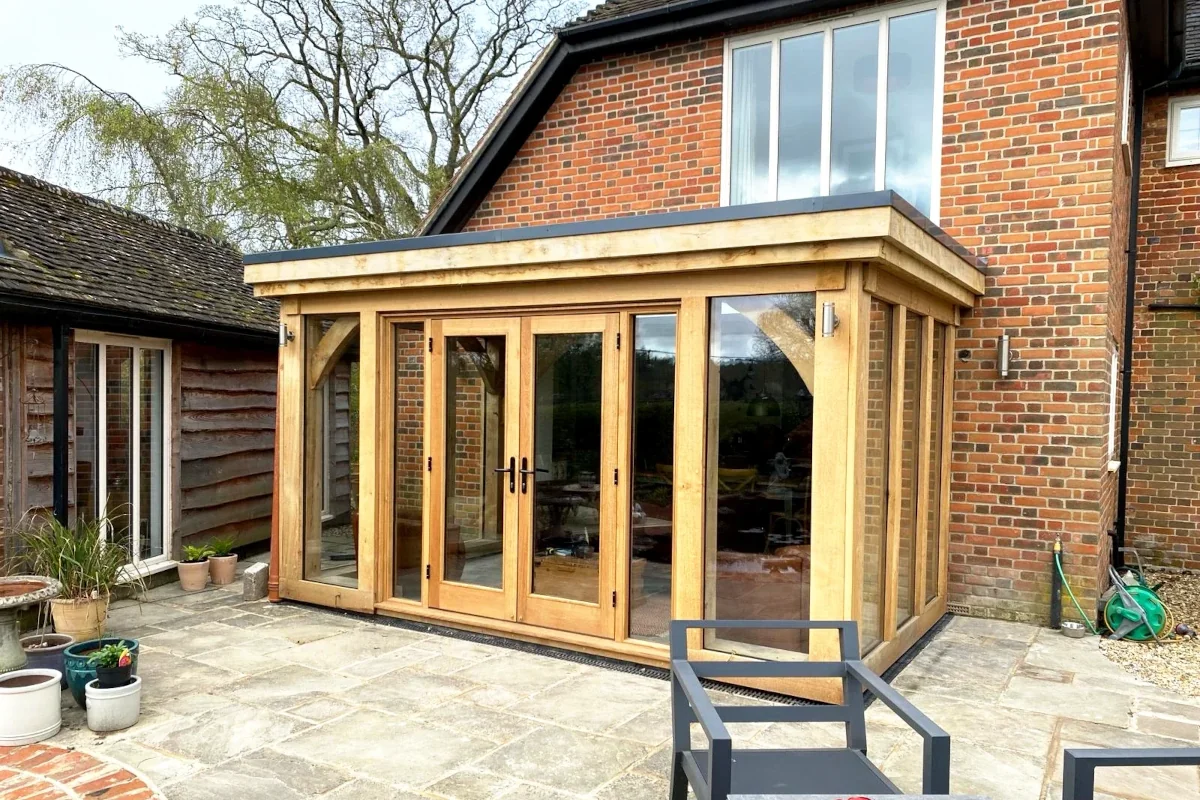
(427, 314, 619, 638)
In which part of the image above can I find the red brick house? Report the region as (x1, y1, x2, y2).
(243, 0, 1199, 688)
(421, 0, 1200, 621)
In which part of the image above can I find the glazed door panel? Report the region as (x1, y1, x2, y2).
(517, 314, 619, 638)
(428, 318, 522, 621)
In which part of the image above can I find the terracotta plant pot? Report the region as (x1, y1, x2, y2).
(50, 597, 108, 642)
(208, 554, 238, 586)
(177, 559, 210, 592)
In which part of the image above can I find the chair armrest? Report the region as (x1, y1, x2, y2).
(1064, 748, 1200, 800)
(846, 659, 950, 794)
(671, 659, 732, 747)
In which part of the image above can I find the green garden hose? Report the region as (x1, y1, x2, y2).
(1054, 551, 1100, 635)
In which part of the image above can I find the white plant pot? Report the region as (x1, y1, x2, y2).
(0, 668, 62, 745)
(85, 675, 142, 732)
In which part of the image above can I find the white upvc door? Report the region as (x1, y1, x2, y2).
(75, 330, 173, 569)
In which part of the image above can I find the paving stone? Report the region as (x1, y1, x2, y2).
(274, 709, 495, 788)
(250, 614, 363, 645)
(1054, 719, 1200, 800)
(140, 621, 288, 657)
(594, 771, 672, 800)
(426, 768, 513, 799)
(342, 668, 478, 711)
(287, 696, 356, 722)
(222, 664, 363, 710)
(881, 736, 1047, 799)
(999, 675, 1133, 729)
(273, 627, 424, 671)
(81, 739, 203, 785)
(454, 652, 584, 699)
(414, 701, 540, 745)
(608, 701, 672, 745)
(138, 701, 308, 764)
(218, 611, 276, 629)
(322, 780, 427, 800)
(478, 727, 649, 794)
(135, 649, 242, 705)
(1138, 696, 1200, 723)
(495, 783, 579, 799)
(189, 645, 288, 676)
(1135, 714, 1200, 741)
(243, 561, 269, 600)
(944, 615, 1039, 643)
(104, 600, 193, 630)
(507, 669, 669, 732)
(337, 644, 439, 679)
(220, 748, 352, 794)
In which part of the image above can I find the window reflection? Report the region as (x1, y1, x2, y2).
(393, 323, 425, 600)
(830, 21, 879, 196)
(305, 316, 361, 588)
(885, 10, 937, 216)
(896, 314, 923, 624)
(630, 314, 676, 643)
(861, 299, 892, 652)
(730, 43, 772, 205)
(706, 294, 815, 656)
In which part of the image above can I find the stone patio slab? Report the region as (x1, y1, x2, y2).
(477, 726, 649, 794)
(138, 702, 309, 764)
(274, 709, 496, 788)
(507, 669, 670, 732)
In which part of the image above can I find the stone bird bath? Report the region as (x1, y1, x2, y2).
(0, 576, 62, 673)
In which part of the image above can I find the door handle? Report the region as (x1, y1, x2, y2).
(493, 456, 516, 493)
(519, 457, 549, 494)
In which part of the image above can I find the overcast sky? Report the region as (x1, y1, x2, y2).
(1, 1, 215, 182)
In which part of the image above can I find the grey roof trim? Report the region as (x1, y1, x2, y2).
(245, 191, 982, 270)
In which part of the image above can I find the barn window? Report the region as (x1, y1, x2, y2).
(722, 2, 945, 220)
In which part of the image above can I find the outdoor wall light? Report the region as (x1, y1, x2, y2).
(279, 321, 295, 347)
(821, 301, 840, 338)
(998, 333, 1018, 378)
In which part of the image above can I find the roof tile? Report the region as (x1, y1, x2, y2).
(0, 166, 276, 334)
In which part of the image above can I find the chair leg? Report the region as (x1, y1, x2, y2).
(669, 751, 688, 800)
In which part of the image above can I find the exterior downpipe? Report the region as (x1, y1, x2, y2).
(1115, 85, 1146, 571)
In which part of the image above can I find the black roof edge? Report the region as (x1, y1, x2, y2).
(245, 190, 982, 271)
(0, 291, 278, 348)
(421, 0, 850, 236)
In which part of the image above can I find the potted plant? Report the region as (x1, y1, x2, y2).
(0, 668, 62, 745)
(62, 637, 140, 708)
(85, 672, 142, 732)
(16, 515, 130, 642)
(87, 643, 133, 688)
(206, 535, 238, 586)
(177, 544, 212, 591)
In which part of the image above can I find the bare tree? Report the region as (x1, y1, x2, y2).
(0, 0, 579, 249)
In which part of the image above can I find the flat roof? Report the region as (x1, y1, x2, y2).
(243, 191, 982, 271)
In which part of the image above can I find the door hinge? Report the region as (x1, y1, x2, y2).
(425, 564, 431, 580)
(616, 332, 621, 349)
(613, 468, 619, 485)
(612, 590, 617, 608)
(428, 336, 434, 353)
(427, 456, 433, 472)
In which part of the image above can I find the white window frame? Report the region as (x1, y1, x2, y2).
(1120, 52, 1132, 149)
(1166, 95, 1200, 167)
(720, 0, 947, 222)
(76, 330, 174, 570)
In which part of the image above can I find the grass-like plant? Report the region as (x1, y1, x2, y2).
(180, 544, 212, 563)
(207, 535, 236, 557)
(15, 514, 132, 601)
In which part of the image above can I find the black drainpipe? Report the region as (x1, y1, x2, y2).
(51, 322, 70, 524)
(1114, 86, 1146, 571)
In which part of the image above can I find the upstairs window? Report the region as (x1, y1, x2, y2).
(722, 3, 944, 220)
(1167, 95, 1200, 167)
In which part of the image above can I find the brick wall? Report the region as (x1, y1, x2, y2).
(1126, 91, 1200, 570)
(458, 0, 1127, 622)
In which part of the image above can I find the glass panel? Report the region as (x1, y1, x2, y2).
(730, 43, 772, 205)
(778, 32, 824, 200)
(105, 345, 134, 559)
(630, 314, 676, 643)
(74, 343, 99, 523)
(444, 335, 506, 589)
(925, 323, 946, 604)
(393, 323, 426, 601)
(830, 21, 879, 196)
(138, 348, 164, 560)
(305, 317, 361, 588)
(885, 10, 937, 216)
(861, 299, 891, 653)
(1177, 105, 1200, 155)
(896, 314, 923, 626)
(530, 332, 604, 603)
(706, 294, 815, 657)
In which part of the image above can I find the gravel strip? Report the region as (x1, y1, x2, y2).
(1100, 569, 1200, 696)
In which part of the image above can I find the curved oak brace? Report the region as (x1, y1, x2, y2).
(308, 317, 360, 389)
(721, 298, 816, 390)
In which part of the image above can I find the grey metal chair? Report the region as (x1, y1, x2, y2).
(1063, 748, 1200, 799)
(669, 619, 950, 800)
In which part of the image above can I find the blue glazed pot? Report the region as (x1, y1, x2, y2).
(63, 638, 139, 709)
(20, 634, 75, 688)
